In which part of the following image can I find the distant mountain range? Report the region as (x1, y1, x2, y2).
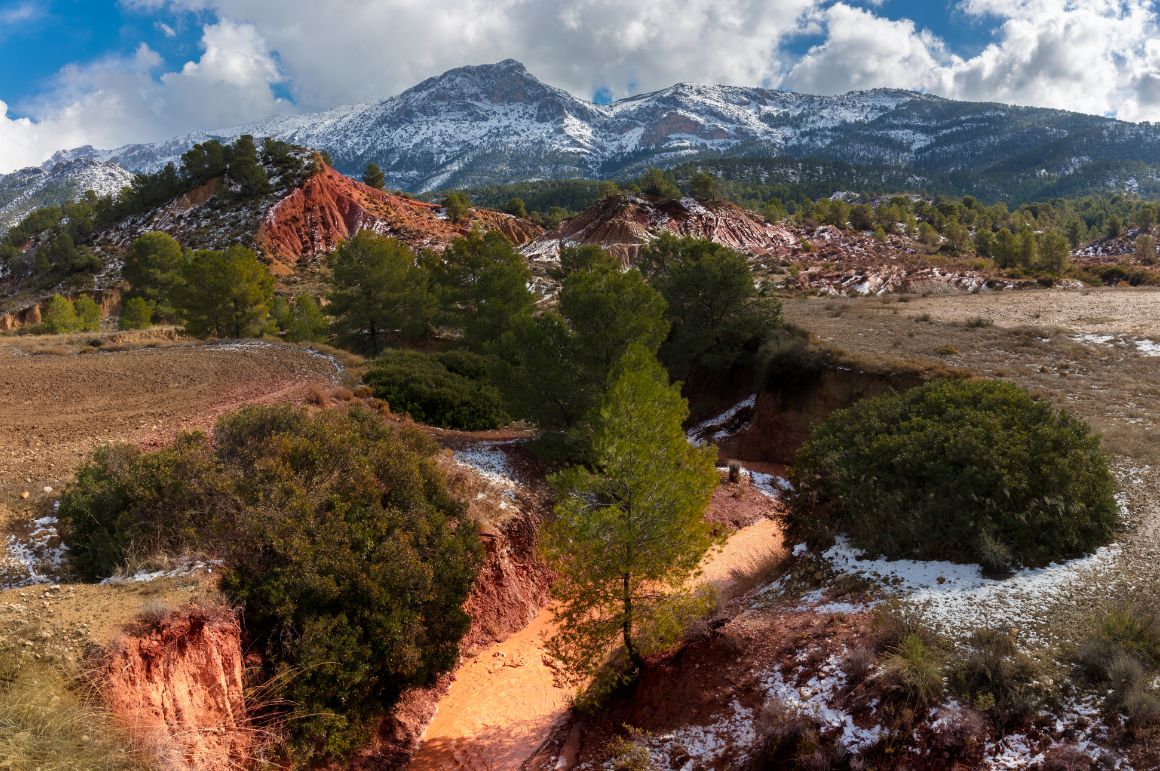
(15, 58, 1160, 211)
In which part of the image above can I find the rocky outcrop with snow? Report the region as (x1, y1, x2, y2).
(0, 158, 133, 234)
(522, 194, 796, 265)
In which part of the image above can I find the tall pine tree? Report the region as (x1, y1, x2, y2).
(542, 346, 718, 679)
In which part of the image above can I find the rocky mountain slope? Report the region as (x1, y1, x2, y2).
(521, 193, 1048, 296)
(1, 150, 539, 312)
(0, 158, 133, 233)
(48, 59, 1160, 199)
(90, 161, 539, 279)
(522, 194, 797, 264)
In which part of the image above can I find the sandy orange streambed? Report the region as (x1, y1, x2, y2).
(410, 516, 784, 770)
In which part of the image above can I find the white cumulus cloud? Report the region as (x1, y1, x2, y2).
(0, 18, 289, 172)
(3, 0, 1160, 173)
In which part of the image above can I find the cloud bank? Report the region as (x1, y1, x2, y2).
(1, 0, 1158, 172)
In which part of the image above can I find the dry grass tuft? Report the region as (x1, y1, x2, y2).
(0, 654, 145, 770)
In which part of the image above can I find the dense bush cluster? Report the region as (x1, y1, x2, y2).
(363, 349, 509, 430)
(787, 378, 1119, 573)
(59, 405, 480, 762)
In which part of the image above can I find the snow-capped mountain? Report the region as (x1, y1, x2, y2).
(47, 59, 1160, 197)
(0, 158, 134, 232)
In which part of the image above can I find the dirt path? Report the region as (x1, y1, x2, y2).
(409, 486, 785, 770)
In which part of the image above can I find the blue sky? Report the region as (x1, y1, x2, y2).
(1, 0, 1158, 171)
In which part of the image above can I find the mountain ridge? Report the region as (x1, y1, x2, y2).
(29, 59, 1160, 201)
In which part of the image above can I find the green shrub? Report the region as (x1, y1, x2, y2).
(880, 633, 944, 705)
(1078, 603, 1160, 732)
(74, 294, 102, 332)
(787, 378, 1118, 570)
(363, 348, 509, 430)
(42, 294, 79, 334)
(59, 405, 482, 762)
(118, 297, 153, 330)
(59, 434, 231, 581)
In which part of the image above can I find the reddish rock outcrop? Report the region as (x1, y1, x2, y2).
(257, 165, 542, 274)
(102, 607, 251, 771)
(523, 194, 796, 265)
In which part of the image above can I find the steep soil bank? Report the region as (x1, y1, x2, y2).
(0, 287, 121, 331)
(416, 473, 784, 771)
(719, 364, 927, 465)
(102, 607, 250, 771)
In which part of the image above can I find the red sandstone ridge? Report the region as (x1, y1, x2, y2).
(257, 164, 542, 274)
(522, 194, 797, 265)
(102, 607, 251, 771)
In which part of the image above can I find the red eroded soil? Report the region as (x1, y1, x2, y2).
(256, 165, 541, 273)
(102, 608, 251, 771)
(410, 473, 786, 770)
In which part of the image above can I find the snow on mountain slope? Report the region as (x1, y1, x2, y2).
(46, 60, 1160, 197)
(0, 158, 133, 233)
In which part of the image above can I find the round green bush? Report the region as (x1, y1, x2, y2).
(787, 378, 1118, 573)
(363, 348, 509, 430)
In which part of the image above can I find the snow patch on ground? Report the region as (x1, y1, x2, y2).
(741, 468, 792, 500)
(1, 515, 68, 588)
(688, 395, 755, 447)
(646, 699, 757, 769)
(762, 651, 884, 753)
(453, 442, 520, 489)
(1072, 332, 1160, 357)
(100, 559, 220, 585)
(820, 535, 1122, 644)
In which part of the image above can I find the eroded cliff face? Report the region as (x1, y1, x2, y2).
(718, 364, 928, 465)
(102, 607, 251, 771)
(0, 287, 121, 332)
(257, 165, 542, 274)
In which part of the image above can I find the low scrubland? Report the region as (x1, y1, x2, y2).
(59, 404, 481, 763)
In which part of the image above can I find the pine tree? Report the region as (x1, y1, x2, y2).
(123, 232, 183, 321)
(542, 346, 718, 678)
(442, 191, 471, 223)
(326, 231, 434, 354)
(362, 163, 385, 190)
(227, 135, 270, 198)
(689, 171, 720, 202)
(429, 230, 534, 351)
(286, 295, 328, 342)
(177, 246, 274, 338)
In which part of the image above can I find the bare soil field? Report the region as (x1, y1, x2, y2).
(0, 338, 339, 514)
(887, 285, 1160, 338)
